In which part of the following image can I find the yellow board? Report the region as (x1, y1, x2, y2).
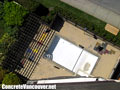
(105, 24, 119, 35)
(40, 33, 47, 41)
(33, 49, 38, 53)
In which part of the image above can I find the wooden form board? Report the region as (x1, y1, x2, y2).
(105, 24, 119, 35)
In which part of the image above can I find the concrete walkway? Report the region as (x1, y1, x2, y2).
(89, 0, 120, 15)
(61, 0, 120, 29)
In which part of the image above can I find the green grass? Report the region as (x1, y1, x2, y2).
(0, 29, 4, 39)
(0, 20, 5, 39)
(35, 0, 61, 8)
(15, 0, 39, 11)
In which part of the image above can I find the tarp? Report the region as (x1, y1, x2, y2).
(47, 36, 99, 77)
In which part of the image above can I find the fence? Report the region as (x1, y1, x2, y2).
(61, 16, 120, 50)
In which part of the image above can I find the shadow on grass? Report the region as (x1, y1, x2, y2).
(33, 4, 49, 17)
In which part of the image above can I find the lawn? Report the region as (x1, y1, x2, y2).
(0, 20, 5, 39)
(0, 29, 4, 38)
(35, 0, 62, 8)
(15, 0, 39, 11)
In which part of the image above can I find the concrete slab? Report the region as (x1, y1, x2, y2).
(106, 12, 120, 27)
(57, 21, 120, 79)
(94, 6, 110, 20)
(69, 0, 86, 9)
(29, 21, 120, 79)
(83, 1, 98, 15)
(30, 58, 74, 80)
(118, 23, 120, 29)
(89, 0, 120, 15)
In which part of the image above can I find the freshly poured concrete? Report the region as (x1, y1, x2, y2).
(30, 21, 120, 79)
(57, 21, 120, 78)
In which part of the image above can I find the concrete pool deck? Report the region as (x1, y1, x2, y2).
(30, 57, 74, 80)
(30, 21, 120, 80)
(57, 21, 120, 79)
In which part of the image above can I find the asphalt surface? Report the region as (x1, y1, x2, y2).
(56, 81, 120, 90)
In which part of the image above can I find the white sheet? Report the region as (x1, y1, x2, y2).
(73, 50, 98, 76)
(52, 38, 83, 71)
(48, 36, 98, 76)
